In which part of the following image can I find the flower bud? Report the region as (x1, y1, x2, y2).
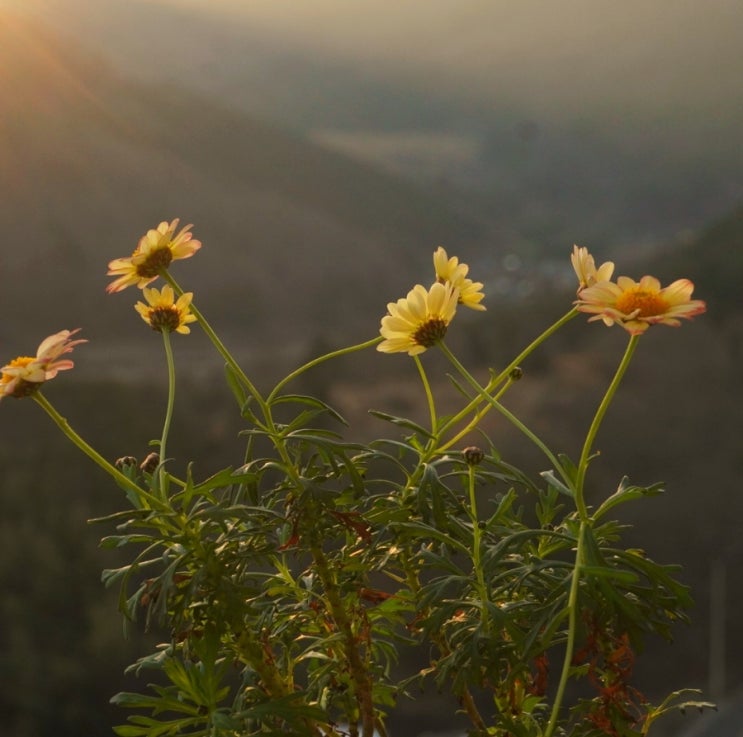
(115, 456, 138, 470)
(509, 366, 523, 381)
(463, 446, 484, 466)
(139, 452, 160, 474)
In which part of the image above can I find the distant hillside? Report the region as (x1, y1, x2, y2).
(644, 204, 743, 321)
(20, 0, 743, 255)
(0, 10, 488, 369)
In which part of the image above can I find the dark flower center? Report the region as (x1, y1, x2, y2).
(413, 318, 448, 348)
(136, 247, 173, 278)
(148, 306, 181, 333)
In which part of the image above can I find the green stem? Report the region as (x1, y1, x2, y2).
(546, 334, 640, 736)
(32, 392, 168, 511)
(545, 519, 587, 737)
(468, 464, 490, 632)
(438, 374, 515, 454)
(438, 341, 574, 491)
(491, 307, 579, 388)
(575, 334, 640, 520)
(267, 336, 382, 403)
(414, 355, 437, 436)
(437, 308, 578, 444)
(158, 329, 176, 498)
(162, 271, 267, 416)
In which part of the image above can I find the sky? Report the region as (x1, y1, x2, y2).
(151, 0, 743, 118)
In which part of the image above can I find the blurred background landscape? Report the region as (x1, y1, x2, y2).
(0, 1, 741, 735)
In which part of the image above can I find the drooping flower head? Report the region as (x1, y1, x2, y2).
(378, 282, 459, 356)
(576, 275, 706, 335)
(1, 329, 86, 400)
(433, 247, 486, 311)
(106, 219, 201, 293)
(571, 245, 614, 292)
(134, 284, 197, 334)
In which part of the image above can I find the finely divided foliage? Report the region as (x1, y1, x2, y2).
(3, 225, 711, 737)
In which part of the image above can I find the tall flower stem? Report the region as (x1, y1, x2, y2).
(545, 334, 640, 737)
(575, 334, 640, 520)
(414, 355, 437, 436)
(267, 336, 382, 403)
(544, 520, 587, 737)
(438, 375, 515, 454)
(491, 307, 578, 387)
(162, 271, 267, 416)
(32, 392, 168, 511)
(467, 463, 491, 633)
(436, 308, 578, 454)
(158, 329, 177, 498)
(438, 341, 574, 491)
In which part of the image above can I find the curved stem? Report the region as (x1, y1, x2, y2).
(575, 334, 640, 520)
(158, 329, 176, 498)
(267, 336, 381, 403)
(32, 392, 168, 511)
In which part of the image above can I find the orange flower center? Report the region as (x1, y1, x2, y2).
(136, 246, 173, 278)
(615, 288, 668, 318)
(1, 356, 34, 384)
(2, 356, 42, 397)
(413, 318, 448, 347)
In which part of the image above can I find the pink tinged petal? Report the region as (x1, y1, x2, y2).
(661, 278, 695, 304)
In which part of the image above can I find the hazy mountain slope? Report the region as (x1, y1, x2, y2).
(0, 10, 487, 366)
(19, 0, 743, 253)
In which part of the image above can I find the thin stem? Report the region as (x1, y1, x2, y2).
(32, 392, 168, 511)
(438, 308, 579, 444)
(545, 519, 587, 737)
(414, 355, 437, 435)
(438, 375, 515, 453)
(468, 463, 490, 633)
(267, 336, 382, 403)
(162, 271, 267, 415)
(158, 329, 176, 498)
(491, 307, 579, 388)
(575, 334, 640, 520)
(438, 341, 574, 491)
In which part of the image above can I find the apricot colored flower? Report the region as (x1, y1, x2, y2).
(571, 245, 614, 292)
(134, 285, 197, 334)
(378, 282, 459, 355)
(1, 329, 86, 399)
(106, 219, 201, 293)
(433, 247, 486, 311)
(576, 275, 706, 335)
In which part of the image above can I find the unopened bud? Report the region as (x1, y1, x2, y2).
(115, 456, 138, 470)
(509, 366, 523, 381)
(463, 446, 484, 466)
(139, 452, 160, 474)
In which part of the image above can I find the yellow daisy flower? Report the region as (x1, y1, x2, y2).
(1, 329, 86, 399)
(433, 246, 486, 311)
(571, 245, 614, 292)
(106, 219, 202, 293)
(134, 285, 197, 334)
(576, 275, 706, 335)
(377, 282, 459, 355)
